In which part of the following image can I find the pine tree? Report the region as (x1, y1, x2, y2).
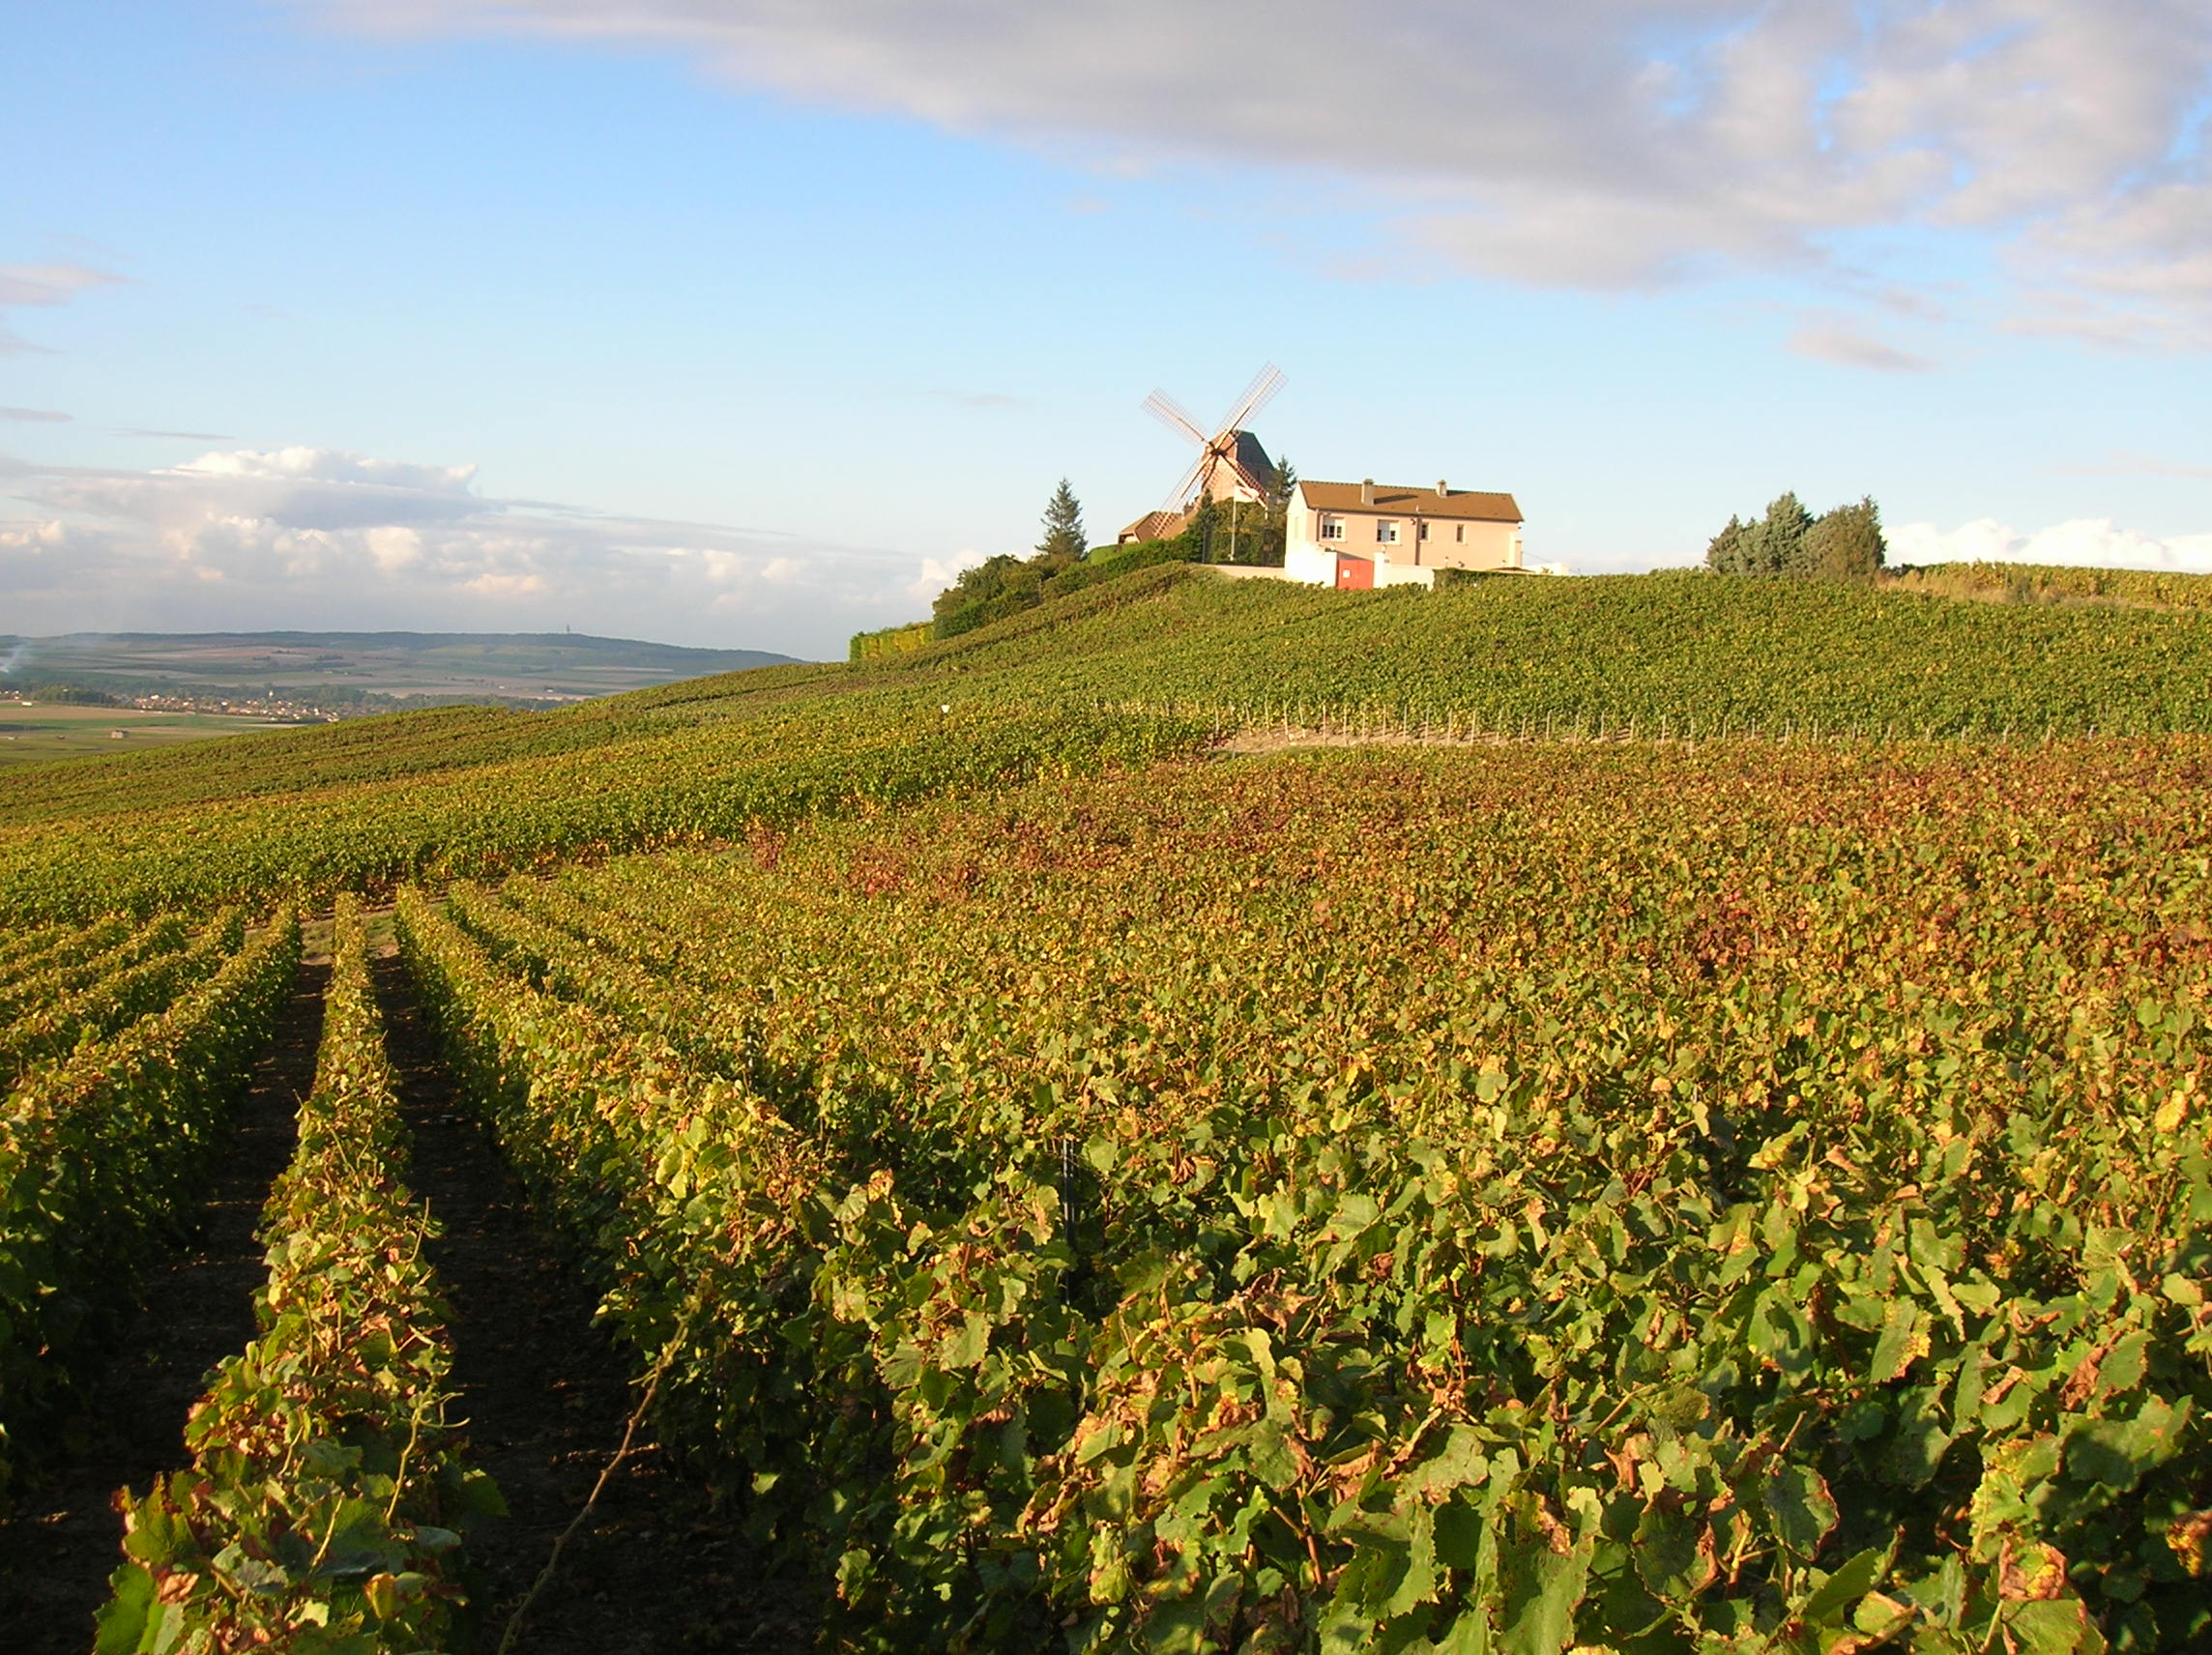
(1036, 479, 1087, 566)
(1747, 492, 1816, 575)
(1705, 514, 1749, 574)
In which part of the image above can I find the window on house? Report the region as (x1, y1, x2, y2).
(1377, 520, 1399, 543)
(1417, 521, 1430, 540)
(1320, 515, 1344, 541)
(1455, 524, 1466, 542)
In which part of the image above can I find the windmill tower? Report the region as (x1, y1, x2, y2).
(1138, 364, 1285, 528)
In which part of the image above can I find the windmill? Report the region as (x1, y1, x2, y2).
(1141, 363, 1286, 523)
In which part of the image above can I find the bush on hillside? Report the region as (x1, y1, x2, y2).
(929, 522, 1210, 642)
(933, 584, 1051, 641)
(848, 621, 933, 664)
(1038, 537, 1196, 601)
(927, 483, 1101, 641)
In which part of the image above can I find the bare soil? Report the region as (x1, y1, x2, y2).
(0, 961, 327, 1651)
(373, 953, 816, 1653)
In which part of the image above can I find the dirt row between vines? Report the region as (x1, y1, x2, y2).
(0, 956, 813, 1652)
(373, 951, 814, 1653)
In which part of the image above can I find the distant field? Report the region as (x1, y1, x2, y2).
(0, 629, 802, 710)
(0, 703, 296, 769)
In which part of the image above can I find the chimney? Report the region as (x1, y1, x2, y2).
(1437, 479, 1448, 496)
(1360, 478, 1376, 507)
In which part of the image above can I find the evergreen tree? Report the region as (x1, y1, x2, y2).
(1746, 492, 1816, 575)
(1036, 479, 1087, 566)
(1244, 455, 1295, 566)
(1705, 514, 1749, 574)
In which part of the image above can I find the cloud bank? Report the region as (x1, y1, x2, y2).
(1889, 517, 2212, 572)
(0, 445, 946, 657)
(306, 1, 2212, 348)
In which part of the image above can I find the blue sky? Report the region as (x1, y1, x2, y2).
(4, 0, 2209, 658)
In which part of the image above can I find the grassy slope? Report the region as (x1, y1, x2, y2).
(0, 706, 296, 770)
(5, 565, 2212, 919)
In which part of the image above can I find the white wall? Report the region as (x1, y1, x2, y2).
(1285, 542, 1336, 586)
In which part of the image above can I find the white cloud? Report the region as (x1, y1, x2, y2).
(1889, 516, 2212, 572)
(0, 444, 947, 656)
(299, 1, 2212, 347)
(907, 547, 989, 605)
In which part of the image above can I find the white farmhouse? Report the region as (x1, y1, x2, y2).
(1284, 479, 1527, 589)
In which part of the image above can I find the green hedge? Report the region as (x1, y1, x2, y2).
(848, 621, 933, 664)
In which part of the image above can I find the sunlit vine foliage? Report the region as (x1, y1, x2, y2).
(403, 740, 2211, 1654)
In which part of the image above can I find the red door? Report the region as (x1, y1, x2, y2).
(1335, 555, 1374, 591)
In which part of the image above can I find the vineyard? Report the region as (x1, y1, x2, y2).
(7, 566, 2212, 924)
(0, 568, 2206, 1652)
(1884, 564, 2212, 613)
(0, 908, 295, 1505)
(99, 895, 501, 1650)
(392, 739, 2207, 1654)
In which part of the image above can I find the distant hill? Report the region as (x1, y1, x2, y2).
(0, 630, 803, 711)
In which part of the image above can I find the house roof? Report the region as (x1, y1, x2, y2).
(1296, 480, 1521, 523)
(1117, 508, 1187, 541)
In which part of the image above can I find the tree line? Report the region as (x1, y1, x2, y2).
(1706, 492, 1886, 580)
(929, 467, 1299, 639)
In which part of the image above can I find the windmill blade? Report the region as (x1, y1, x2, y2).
(1216, 363, 1286, 437)
(1158, 453, 1207, 515)
(1142, 391, 1209, 449)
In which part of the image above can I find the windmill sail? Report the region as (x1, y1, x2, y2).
(1139, 364, 1285, 516)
